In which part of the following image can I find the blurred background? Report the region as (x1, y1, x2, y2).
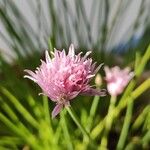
(0, 0, 150, 150)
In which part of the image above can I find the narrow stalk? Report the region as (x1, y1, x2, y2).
(117, 98, 134, 150)
(99, 96, 116, 149)
(54, 121, 62, 145)
(135, 44, 150, 77)
(132, 105, 150, 130)
(66, 106, 91, 141)
(87, 96, 100, 131)
(61, 110, 73, 150)
(42, 96, 54, 148)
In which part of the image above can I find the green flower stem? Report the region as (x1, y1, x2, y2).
(66, 106, 91, 141)
(91, 78, 150, 139)
(99, 96, 117, 149)
(87, 95, 100, 131)
(117, 98, 134, 150)
(132, 105, 150, 130)
(118, 80, 135, 103)
(60, 110, 73, 150)
(135, 44, 150, 77)
(54, 121, 62, 145)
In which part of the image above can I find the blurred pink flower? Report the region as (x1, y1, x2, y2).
(24, 44, 105, 118)
(104, 66, 134, 96)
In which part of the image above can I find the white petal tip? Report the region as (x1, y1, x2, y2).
(45, 50, 51, 63)
(68, 44, 75, 57)
(24, 75, 37, 82)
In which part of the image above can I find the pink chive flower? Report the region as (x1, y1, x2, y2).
(104, 66, 134, 96)
(24, 44, 105, 118)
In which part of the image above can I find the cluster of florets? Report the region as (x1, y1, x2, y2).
(25, 44, 133, 118)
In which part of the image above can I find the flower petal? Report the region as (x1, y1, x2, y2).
(68, 44, 75, 57)
(82, 51, 92, 61)
(104, 66, 133, 96)
(52, 104, 63, 119)
(45, 50, 51, 64)
(68, 91, 80, 100)
(81, 88, 106, 96)
(94, 63, 104, 74)
(24, 70, 37, 82)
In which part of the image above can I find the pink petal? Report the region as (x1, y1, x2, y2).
(81, 88, 106, 96)
(68, 91, 80, 100)
(104, 66, 133, 96)
(52, 104, 63, 119)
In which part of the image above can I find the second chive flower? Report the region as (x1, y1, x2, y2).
(104, 66, 134, 96)
(24, 44, 105, 118)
